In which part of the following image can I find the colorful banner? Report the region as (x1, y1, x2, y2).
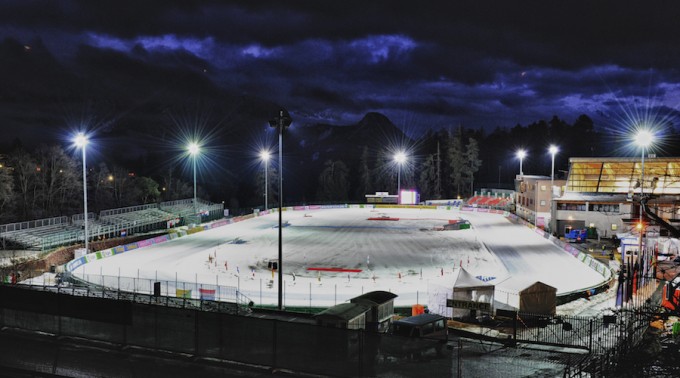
(199, 288, 216, 300)
(176, 289, 192, 298)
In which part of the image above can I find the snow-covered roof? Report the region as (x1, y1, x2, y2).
(557, 193, 630, 202)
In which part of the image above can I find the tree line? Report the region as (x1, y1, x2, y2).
(0, 144, 196, 224)
(3, 113, 680, 222)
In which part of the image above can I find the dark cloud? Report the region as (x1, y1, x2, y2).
(2, 0, 680, 148)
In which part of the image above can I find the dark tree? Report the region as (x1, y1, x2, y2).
(317, 160, 349, 202)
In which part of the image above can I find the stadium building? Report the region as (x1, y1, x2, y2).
(547, 156, 680, 240)
(514, 175, 566, 230)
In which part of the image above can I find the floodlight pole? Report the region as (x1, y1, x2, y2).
(638, 146, 645, 267)
(82, 142, 88, 253)
(394, 152, 406, 203)
(261, 152, 270, 211)
(634, 129, 654, 286)
(75, 133, 89, 253)
(517, 149, 526, 176)
(549, 145, 558, 235)
(270, 109, 292, 310)
(193, 152, 197, 213)
(187, 142, 200, 215)
(397, 164, 401, 196)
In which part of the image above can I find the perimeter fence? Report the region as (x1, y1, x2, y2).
(0, 282, 582, 377)
(563, 283, 663, 376)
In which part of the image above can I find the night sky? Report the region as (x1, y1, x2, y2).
(2, 0, 680, 149)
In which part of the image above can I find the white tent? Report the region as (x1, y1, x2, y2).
(494, 276, 557, 315)
(427, 268, 495, 318)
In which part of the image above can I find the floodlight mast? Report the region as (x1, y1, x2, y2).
(261, 151, 271, 211)
(517, 149, 526, 176)
(188, 142, 200, 213)
(635, 129, 654, 278)
(269, 109, 292, 310)
(394, 152, 407, 200)
(75, 133, 89, 253)
(548, 145, 558, 234)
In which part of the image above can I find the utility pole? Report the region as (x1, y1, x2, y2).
(435, 141, 441, 199)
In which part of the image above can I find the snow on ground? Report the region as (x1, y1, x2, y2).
(69, 207, 606, 307)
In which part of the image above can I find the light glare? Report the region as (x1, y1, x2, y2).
(394, 151, 407, 164)
(517, 149, 526, 159)
(635, 130, 654, 147)
(188, 142, 200, 155)
(74, 133, 88, 147)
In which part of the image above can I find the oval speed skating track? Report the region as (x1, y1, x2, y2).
(71, 207, 606, 307)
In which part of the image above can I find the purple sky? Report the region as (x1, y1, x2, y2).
(2, 0, 680, 145)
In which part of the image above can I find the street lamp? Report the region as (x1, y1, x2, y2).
(187, 142, 200, 213)
(516, 149, 526, 176)
(260, 150, 271, 211)
(74, 133, 89, 252)
(269, 109, 292, 310)
(635, 129, 654, 265)
(394, 151, 407, 198)
(548, 145, 558, 234)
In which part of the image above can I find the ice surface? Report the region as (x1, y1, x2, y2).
(70, 207, 607, 307)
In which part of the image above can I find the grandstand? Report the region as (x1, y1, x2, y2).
(0, 199, 224, 251)
(466, 192, 514, 209)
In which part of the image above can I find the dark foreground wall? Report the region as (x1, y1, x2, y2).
(1, 285, 440, 377)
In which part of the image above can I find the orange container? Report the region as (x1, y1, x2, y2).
(411, 304, 425, 316)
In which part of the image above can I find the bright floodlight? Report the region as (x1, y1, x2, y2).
(635, 130, 654, 147)
(74, 133, 88, 147)
(260, 150, 271, 161)
(517, 149, 526, 159)
(188, 142, 200, 155)
(548, 145, 558, 155)
(394, 151, 407, 164)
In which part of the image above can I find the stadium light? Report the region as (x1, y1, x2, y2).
(187, 142, 200, 213)
(260, 150, 271, 211)
(548, 145, 558, 234)
(516, 149, 526, 176)
(74, 132, 89, 252)
(269, 109, 292, 311)
(394, 151, 407, 197)
(635, 129, 655, 264)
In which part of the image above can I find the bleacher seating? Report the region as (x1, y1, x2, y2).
(465, 195, 513, 209)
(0, 198, 222, 251)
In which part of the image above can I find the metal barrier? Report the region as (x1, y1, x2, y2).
(61, 271, 252, 310)
(1, 198, 224, 251)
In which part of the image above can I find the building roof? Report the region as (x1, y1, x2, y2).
(392, 313, 446, 326)
(516, 175, 551, 180)
(557, 193, 630, 202)
(350, 290, 397, 305)
(314, 302, 370, 321)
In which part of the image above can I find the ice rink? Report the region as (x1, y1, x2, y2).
(70, 207, 607, 307)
